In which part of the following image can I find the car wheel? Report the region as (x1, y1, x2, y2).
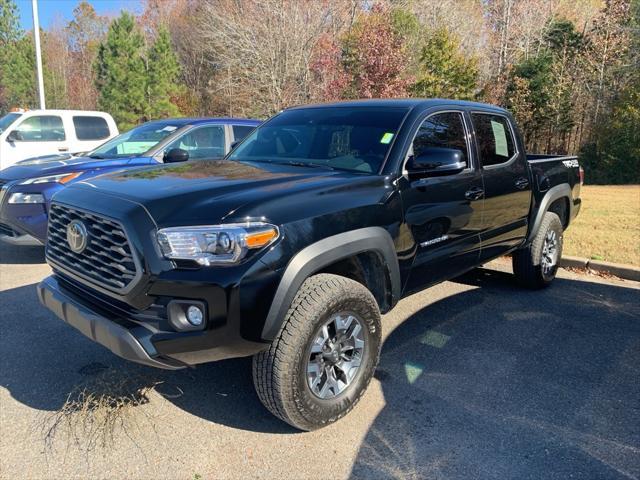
(252, 273, 381, 431)
(513, 211, 563, 289)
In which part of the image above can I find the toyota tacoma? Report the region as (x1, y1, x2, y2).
(37, 99, 582, 430)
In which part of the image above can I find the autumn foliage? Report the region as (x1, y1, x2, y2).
(0, 0, 637, 182)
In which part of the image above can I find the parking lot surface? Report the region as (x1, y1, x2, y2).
(1, 244, 639, 480)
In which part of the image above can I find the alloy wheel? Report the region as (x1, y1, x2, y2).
(306, 312, 365, 399)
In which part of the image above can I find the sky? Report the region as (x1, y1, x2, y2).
(16, 0, 142, 30)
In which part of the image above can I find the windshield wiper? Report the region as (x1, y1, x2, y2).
(270, 160, 336, 170)
(88, 154, 106, 159)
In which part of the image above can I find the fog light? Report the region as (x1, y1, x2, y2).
(167, 300, 207, 331)
(187, 305, 204, 326)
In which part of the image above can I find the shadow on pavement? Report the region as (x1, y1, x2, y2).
(1, 268, 639, 459)
(0, 282, 293, 434)
(0, 244, 46, 264)
(351, 269, 640, 479)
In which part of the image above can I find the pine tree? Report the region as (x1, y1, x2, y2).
(411, 27, 478, 100)
(94, 12, 146, 130)
(146, 26, 182, 119)
(0, 0, 37, 111)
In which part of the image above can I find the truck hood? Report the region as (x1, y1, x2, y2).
(0, 155, 147, 181)
(65, 159, 377, 227)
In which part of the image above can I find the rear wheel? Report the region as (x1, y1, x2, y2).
(252, 273, 381, 431)
(513, 211, 563, 289)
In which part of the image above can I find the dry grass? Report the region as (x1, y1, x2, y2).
(39, 368, 166, 454)
(563, 185, 640, 266)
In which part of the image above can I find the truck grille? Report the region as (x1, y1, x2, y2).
(47, 203, 139, 292)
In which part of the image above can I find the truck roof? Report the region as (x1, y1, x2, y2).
(288, 98, 509, 114)
(17, 109, 114, 116)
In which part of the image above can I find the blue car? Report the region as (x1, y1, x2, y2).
(0, 117, 260, 245)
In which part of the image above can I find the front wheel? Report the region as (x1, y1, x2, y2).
(512, 211, 563, 289)
(252, 273, 382, 431)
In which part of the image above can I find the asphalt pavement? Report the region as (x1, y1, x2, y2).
(1, 244, 638, 480)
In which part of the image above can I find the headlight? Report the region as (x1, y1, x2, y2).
(8, 193, 45, 204)
(157, 223, 279, 266)
(19, 172, 82, 185)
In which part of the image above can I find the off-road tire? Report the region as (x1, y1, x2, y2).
(513, 211, 563, 289)
(252, 273, 382, 431)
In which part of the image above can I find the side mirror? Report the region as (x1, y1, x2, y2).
(407, 147, 466, 177)
(164, 148, 189, 163)
(230, 141, 239, 150)
(6, 130, 23, 142)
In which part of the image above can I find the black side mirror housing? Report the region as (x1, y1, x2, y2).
(164, 148, 189, 163)
(6, 130, 23, 142)
(230, 141, 239, 150)
(407, 147, 466, 177)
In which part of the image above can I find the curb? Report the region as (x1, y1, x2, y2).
(560, 256, 640, 282)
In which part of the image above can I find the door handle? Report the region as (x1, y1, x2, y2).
(464, 187, 484, 200)
(58, 147, 69, 152)
(515, 177, 529, 189)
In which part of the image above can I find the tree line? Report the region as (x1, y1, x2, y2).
(0, 0, 637, 184)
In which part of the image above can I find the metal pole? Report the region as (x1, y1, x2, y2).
(31, 0, 46, 109)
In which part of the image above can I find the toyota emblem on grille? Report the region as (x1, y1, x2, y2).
(66, 220, 88, 253)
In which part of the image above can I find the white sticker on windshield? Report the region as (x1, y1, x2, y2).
(491, 120, 508, 157)
(160, 126, 177, 132)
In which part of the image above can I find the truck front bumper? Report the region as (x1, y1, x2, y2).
(37, 276, 186, 370)
(37, 274, 271, 369)
(0, 224, 42, 246)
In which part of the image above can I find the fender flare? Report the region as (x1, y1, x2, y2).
(527, 183, 573, 243)
(261, 227, 401, 340)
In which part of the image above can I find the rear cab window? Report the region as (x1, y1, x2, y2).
(470, 113, 516, 167)
(73, 116, 111, 141)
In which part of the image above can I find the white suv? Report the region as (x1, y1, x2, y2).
(0, 110, 119, 170)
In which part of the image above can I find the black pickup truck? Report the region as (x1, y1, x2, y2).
(37, 99, 582, 430)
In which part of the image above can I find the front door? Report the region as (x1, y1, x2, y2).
(400, 110, 484, 294)
(5, 114, 69, 163)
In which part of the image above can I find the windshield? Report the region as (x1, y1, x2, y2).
(88, 122, 184, 158)
(0, 113, 21, 133)
(228, 107, 408, 174)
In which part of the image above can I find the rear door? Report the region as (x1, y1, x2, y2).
(470, 111, 532, 260)
(400, 110, 484, 293)
(5, 114, 69, 162)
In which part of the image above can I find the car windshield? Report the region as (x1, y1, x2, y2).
(0, 112, 22, 133)
(88, 122, 184, 158)
(228, 107, 409, 174)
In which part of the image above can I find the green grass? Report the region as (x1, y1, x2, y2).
(563, 185, 640, 266)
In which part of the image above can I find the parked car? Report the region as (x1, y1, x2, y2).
(36, 99, 582, 430)
(0, 117, 260, 245)
(0, 110, 119, 170)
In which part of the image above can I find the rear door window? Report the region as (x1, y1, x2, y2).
(471, 113, 516, 167)
(15, 115, 65, 141)
(73, 116, 110, 140)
